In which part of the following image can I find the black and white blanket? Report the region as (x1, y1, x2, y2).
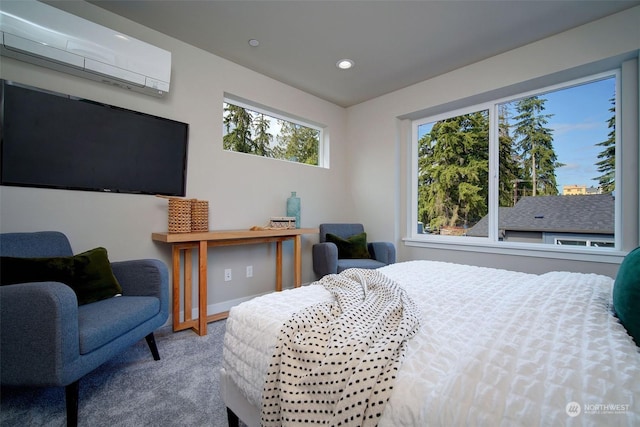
(261, 268, 421, 427)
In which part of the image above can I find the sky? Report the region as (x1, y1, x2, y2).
(416, 75, 616, 193)
(541, 77, 614, 191)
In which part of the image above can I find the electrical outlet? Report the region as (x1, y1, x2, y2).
(246, 265, 253, 278)
(224, 268, 232, 281)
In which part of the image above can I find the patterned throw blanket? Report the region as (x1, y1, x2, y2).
(261, 268, 421, 427)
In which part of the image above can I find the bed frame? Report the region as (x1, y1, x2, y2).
(221, 368, 260, 427)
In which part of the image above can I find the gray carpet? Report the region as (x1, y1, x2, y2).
(1, 320, 234, 427)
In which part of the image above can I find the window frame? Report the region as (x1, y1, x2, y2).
(407, 69, 626, 263)
(223, 94, 327, 168)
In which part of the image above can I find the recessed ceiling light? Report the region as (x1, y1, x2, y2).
(336, 59, 354, 70)
(248, 39, 259, 47)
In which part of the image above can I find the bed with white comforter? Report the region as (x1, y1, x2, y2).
(221, 260, 640, 426)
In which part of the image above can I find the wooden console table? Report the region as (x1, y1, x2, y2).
(151, 228, 318, 336)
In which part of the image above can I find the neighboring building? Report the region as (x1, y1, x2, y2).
(563, 184, 586, 195)
(467, 194, 614, 247)
(563, 184, 602, 195)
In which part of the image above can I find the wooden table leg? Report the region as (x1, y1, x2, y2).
(197, 240, 208, 336)
(184, 248, 192, 323)
(275, 240, 283, 292)
(293, 235, 302, 287)
(171, 246, 181, 331)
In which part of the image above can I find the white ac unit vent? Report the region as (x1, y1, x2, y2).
(0, 0, 171, 97)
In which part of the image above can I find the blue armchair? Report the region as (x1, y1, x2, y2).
(0, 231, 169, 427)
(312, 223, 396, 278)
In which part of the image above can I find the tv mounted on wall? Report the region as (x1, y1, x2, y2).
(0, 80, 188, 196)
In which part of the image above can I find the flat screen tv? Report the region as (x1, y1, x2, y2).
(0, 80, 188, 196)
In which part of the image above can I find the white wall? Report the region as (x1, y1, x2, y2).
(0, 1, 356, 314)
(346, 6, 640, 278)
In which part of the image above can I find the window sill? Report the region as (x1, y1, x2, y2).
(402, 236, 627, 264)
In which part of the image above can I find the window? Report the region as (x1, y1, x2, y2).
(555, 238, 614, 248)
(416, 108, 489, 236)
(223, 97, 323, 166)
(412, 71, 619, 251)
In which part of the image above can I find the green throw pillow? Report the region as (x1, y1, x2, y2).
(326, 232, 371, 259)
(613, 246, 640, 345)
(0, 247, 122, 305)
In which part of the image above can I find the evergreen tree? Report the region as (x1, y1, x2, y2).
(223, 104, 254, 153)
(253, 113, 274, 157)
(594, 97, 615, 193)
(417, 110, 489, 231)
(223, 103, 319, 165)
(512, 96, 561, 196)
(273, 121, 319, 165)
(498, 105, 520, 207)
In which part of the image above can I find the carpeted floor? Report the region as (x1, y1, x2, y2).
(1, 320, 233, 427)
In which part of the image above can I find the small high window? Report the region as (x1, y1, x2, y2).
(223, 96, 324, 167)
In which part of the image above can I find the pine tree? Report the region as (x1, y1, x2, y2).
(273, 121, 319, 165)
(512, 96, 561, 196)
(223, 104, 254, 153)
(594, 97, 615, 193)
(253, 113, 274, 157)
(498, 105, 520, 207)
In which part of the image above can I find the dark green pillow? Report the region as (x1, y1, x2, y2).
(0, 247, 122, 305)
(613, 247, 640, 345)
(326, 232, 371, 259)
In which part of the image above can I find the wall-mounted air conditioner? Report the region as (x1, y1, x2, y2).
(0, 0, 171, 97)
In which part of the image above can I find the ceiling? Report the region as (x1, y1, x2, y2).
(84, 0, 639, 107)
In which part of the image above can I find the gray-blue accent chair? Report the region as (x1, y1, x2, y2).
(0, 231, 169, 427)
(312, 223, 396, 278)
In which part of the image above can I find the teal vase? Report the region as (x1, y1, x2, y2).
(286, 191, 301, 228)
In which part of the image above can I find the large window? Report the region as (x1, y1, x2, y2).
(223, 96, 324, 166)
(412, 72, 618, 250)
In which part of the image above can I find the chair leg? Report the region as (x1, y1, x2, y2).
(65, 380, 79, 427)
(145, 332, 161, 360)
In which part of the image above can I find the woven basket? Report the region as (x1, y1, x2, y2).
(167, 198, 192, 233)
(158, 195, 209, 233)
(190, 200, 209, 232)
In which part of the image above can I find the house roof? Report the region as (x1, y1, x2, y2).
(467, 194, 615, 237)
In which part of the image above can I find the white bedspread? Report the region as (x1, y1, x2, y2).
(222, 260, 640, 426)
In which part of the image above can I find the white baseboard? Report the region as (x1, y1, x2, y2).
(166, 287, 303, 326)
(165, 282, 314, 327)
